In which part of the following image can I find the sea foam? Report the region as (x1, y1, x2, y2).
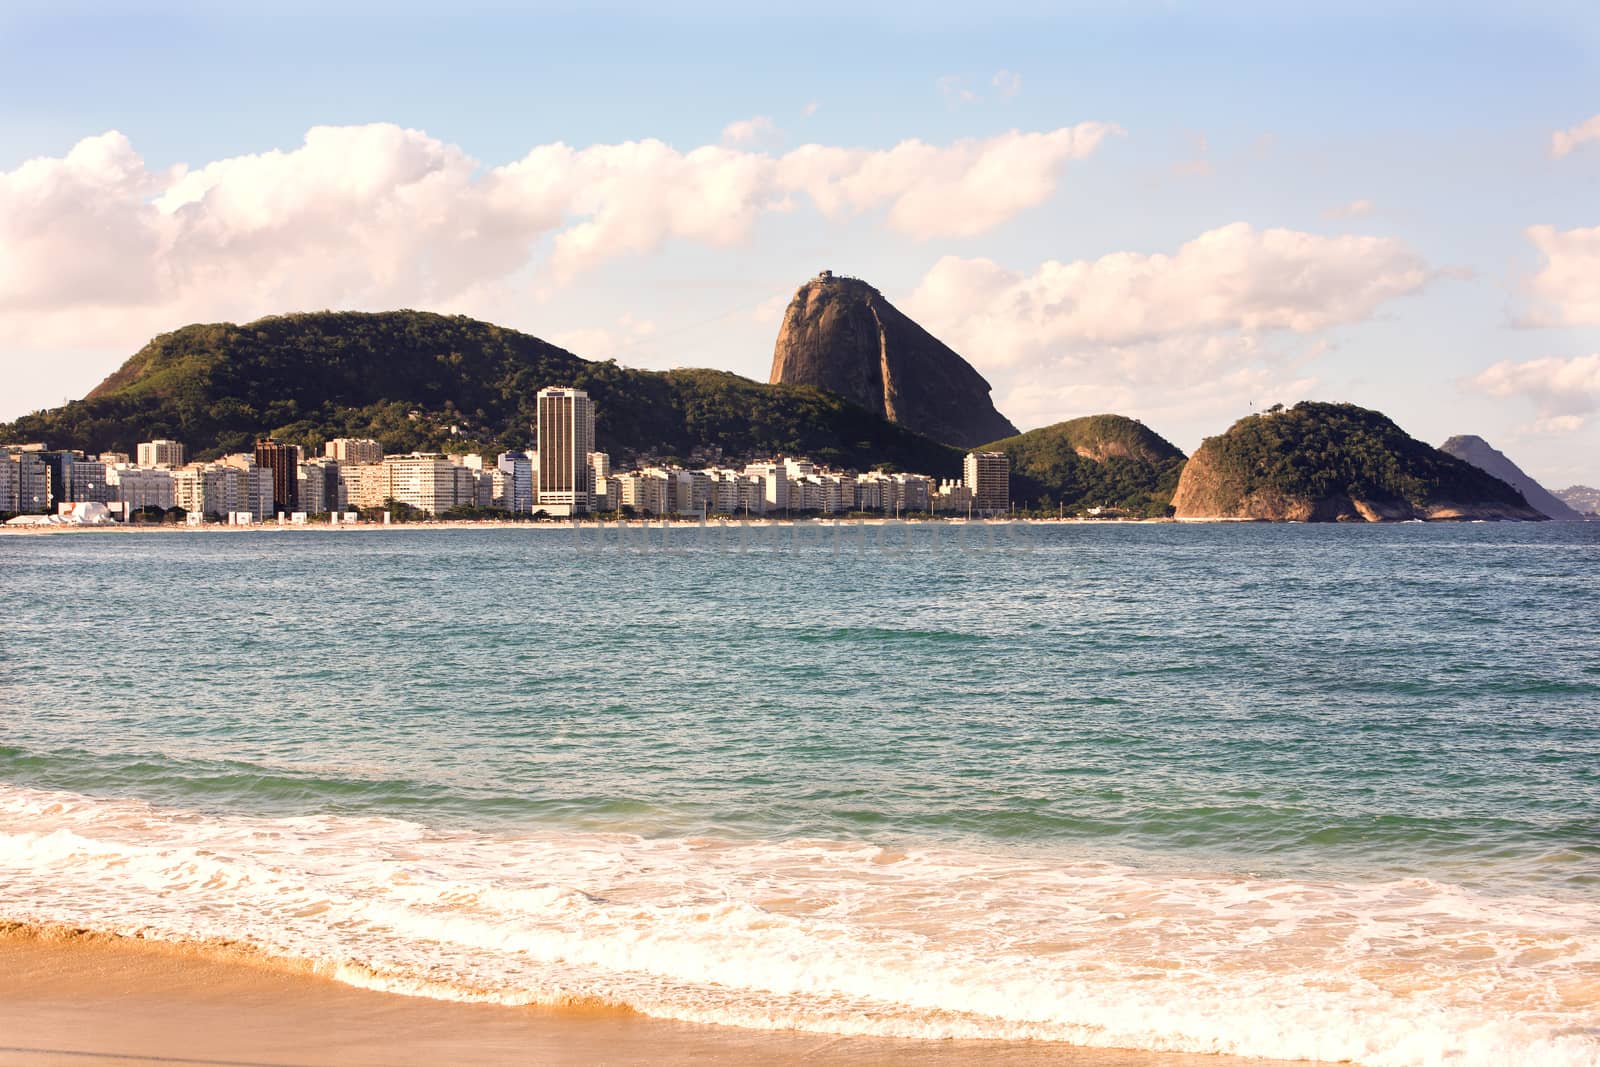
(1, 782, 1595, 1067)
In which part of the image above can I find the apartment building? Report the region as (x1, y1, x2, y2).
(136, 440, 186, 468)
(964, 451, 1010, 516)
(324, 438, 382, 465)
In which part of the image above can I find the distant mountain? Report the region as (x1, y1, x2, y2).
(0, 310, 965, 478)
(981, 415, 1187, 517)
(769, 272, 1018, 447)
(1171, 402, 1542, 522)
(1556, 485, 1600, 517)
(1438, 435, 1585, 520)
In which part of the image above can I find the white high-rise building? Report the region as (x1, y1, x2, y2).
(535, 386, 595, 516)
(744, 461, 791, 513)
(137, 440, 186, 468)
(385, 454, 464, 515)
(219, 455, 274, 519)
(496, 452, 533, 513)
(171, 464, 230, 519)
(963, 451, 1010, 516)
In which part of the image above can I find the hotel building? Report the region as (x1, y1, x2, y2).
(535, 386, 595, 516)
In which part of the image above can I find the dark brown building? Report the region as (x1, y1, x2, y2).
(254, 439, 299, 516)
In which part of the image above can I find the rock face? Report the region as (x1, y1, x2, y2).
(1438, 436, 1585, 520)
(1556, 485, 1600, 517)
(769, 272, 1018, 448)
(1170, 402, 1545, 522)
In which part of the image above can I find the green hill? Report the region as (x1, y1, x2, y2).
(1171, 401, 1542, 521)
(1, 310, 965, 477)
(980, 415, 1188, 517)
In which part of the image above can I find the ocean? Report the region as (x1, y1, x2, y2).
(1, 521, 1596, 1065)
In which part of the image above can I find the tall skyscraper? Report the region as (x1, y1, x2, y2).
(963, 451, 1010, 516)
(254, 439, 300, 515)
(535, 387, 595, 516)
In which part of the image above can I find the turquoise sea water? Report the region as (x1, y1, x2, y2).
(2, 522, 1597, 1064)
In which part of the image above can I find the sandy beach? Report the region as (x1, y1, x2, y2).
(0, 927, 1315, 1067)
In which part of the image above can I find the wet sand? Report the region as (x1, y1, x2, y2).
(0, 929, 1317, 1067)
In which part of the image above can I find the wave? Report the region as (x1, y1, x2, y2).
(0, 782, 1596, 1066)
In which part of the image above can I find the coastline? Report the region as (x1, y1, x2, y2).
(0, 516, 1177, 536)
(0, 924, 1316, 1067)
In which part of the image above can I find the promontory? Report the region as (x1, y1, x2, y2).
(1170, 402, 1543, 521)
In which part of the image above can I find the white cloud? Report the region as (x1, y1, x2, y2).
(1467, 354, 1600, 432)
(902, 223, 1435, 433)
(802, 100, 820, 118)
(1323, 198, 1375, 219)
(777, 124, 1119, 239)
(1551, 115, 1600, 158)
(992, 70, 1022, 98)
(0, 121, 1117, 349)
(907, 222, 1432, 359)
(720, 115, 777, 146)
(1520, 223, 1600, 326)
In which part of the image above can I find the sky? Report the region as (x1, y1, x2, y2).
(2, 1, 1598, 487)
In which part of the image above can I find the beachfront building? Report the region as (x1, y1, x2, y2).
(703, 469, 744, 515)
(297, 462, 326, 515)
(34, 451, 77, 511)
(254, 439, 300, 516)
(218, 456, 275, 518)
(386, 454, 465, 515)
(964, 451, 1010, 516)
(496, 452, 533, 513)
(324, 438, 382, 465)
(0, 453, 18, 513)
(933, 479, 973, 514)
(618, 470, 667, 515)
(65, 459, 112, 504)
(744, 461, 791, 513)
(171, 464, 229, 519)
(8, 451, 52, 514)
(136, 440, 186, 468)
(107, 465, 175, 513)
(298, 457, 341, 515)
(339, 463, 390, 511)
(594, 474, 622, 513)
(535, 386, 595, 516)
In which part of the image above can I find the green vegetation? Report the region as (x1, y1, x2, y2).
(1194, 401, 1530, 509)
(981, 415, 1188, 517)
(1, 310, 965, 478)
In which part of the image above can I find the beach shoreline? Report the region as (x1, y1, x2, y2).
(0, 924, 1316, 1067)
(0, 515, 1175, 536)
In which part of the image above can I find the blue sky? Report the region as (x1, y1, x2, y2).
(3, 2, 1598, 486)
